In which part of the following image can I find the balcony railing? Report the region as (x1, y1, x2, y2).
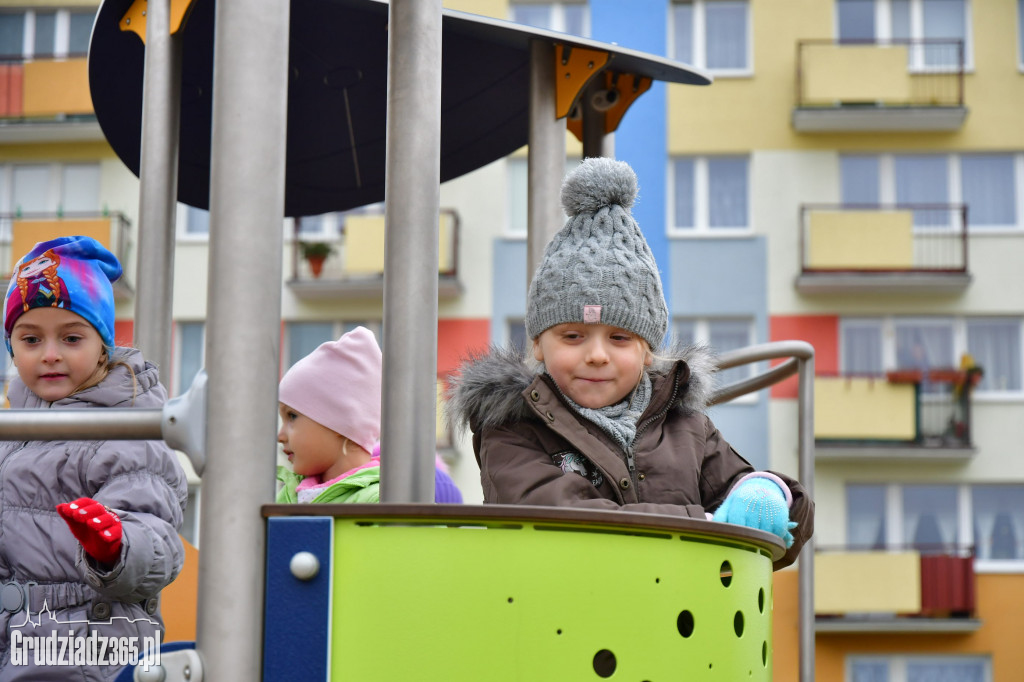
(0, 54, 94, 122)
(793, 38, 966, 132)
(797, 203, 970, 293)
(815, 368, 979, 459)
(0, 211, 133, 297)
(815, 544, 978, 632)
(287, 208, 461, 300)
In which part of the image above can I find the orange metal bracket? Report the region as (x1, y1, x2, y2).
(120, 0, 197, 41)
(555, 43, 610, 120)
(567, 70, 653, 142)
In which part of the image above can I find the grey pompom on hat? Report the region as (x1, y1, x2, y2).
(525, 157, 669, 350)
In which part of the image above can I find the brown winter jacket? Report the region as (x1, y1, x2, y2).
(448, 345, 814, 570)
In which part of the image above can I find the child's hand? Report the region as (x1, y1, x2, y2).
(56, 497, 123, 564)
(712, 478, 797, 548)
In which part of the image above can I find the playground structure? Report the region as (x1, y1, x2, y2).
(0, 1, 816, 679)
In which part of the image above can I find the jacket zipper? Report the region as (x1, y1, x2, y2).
(626, 369, 684, 494)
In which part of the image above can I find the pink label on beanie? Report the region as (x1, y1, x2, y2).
(583, 305, 602, 323)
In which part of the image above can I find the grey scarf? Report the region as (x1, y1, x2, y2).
(547, 369, 653, 451)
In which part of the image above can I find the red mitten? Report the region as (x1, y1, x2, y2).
(56, 497, 123, 564)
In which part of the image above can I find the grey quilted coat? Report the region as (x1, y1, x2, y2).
(0, 348, 187, 681)
(448, 344, 814, 571)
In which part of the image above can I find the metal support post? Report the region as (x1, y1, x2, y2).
(195, 0, 290, 678)
(134, 0, 182, 374)
(379, 0, 442, 503)
(798, 352, 816, 682)
(526, 39, 567, 286)
(581, 82, 613, 159)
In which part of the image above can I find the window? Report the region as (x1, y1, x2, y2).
(670, 156, 749, 233)
(850, 655, 990, 682)
(836, 0, 969, 69)
(0, 162, 101, 217)
(295, 212, 341, 239)
(675, 317, 755, 391)
(284, 321, 381, 373)
(846, 483, 1024, 564)
(175, 322, 205, 396)
(507, 157, 581, 236)
(508, 319, 527, 352)
(177, 205, 209, 237)
(672, 1, 751, 73)
(0, 8, 96, 59)
(510, 2, 589, 36)
(840, 153, 1019, 230)
(840, 316, 1024, 397)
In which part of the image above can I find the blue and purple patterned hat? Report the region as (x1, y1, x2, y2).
(3, 235, 122, 355)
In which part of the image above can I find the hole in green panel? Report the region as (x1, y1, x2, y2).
(762, 641, 768, 667)
(758, 587, 765, 613)
(734, 610, 745, 637)
(677, 610, 695, 638)
(593, 649, 616, 678)
(720, 561, 733, 587)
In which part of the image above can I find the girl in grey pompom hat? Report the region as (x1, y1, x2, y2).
(448, 158, 813, 570)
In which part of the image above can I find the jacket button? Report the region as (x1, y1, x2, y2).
(545, 411, 555, 421)
(530, 390, 540, 401)
(91, 601, 111, 621)
(619, 478, 630, 489)
(638, 472, 646, 481)
(144, 597, 159, 615)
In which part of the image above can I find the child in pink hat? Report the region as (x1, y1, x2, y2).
(276, 326, 463, 504)
(276, 326, 383, 503)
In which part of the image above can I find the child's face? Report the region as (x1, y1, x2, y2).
(10, 307, 106, 402)
(533, 323, 652, 409)
(277, 403, 349, 480)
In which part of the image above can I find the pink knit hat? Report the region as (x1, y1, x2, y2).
(278, 326, 382, 453)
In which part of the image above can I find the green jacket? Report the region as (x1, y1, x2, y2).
(276, 464, 381, 504)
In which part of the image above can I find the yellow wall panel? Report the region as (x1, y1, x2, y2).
(815, 551, 921, 614)
(808, 210, 914, 269)
(443, 0, 505, 19)
(815, 376, 916, 440)
(11, 219, 111, 272)
(343, 214, 454, 275)
(803, 45, 910, 104)
(22, 59, 92, 117)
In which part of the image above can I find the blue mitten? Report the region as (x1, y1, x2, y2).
(712, 477, 798, 548)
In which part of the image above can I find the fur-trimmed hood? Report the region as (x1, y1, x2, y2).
(446, 343, 719, 435)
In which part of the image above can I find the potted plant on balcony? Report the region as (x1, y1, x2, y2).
(299, 241, 334, 278)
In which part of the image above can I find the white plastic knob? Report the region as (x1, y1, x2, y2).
(289, 551, 320, 581)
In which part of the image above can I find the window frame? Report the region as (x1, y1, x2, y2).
(847, 653, 992, 682)
(839, 315, 1024, 400)
(674, 316, 759, 404)
(509, 2, 591, 37)
(846, 482, 1024, 572)
(0, 7, 96, 59)
(670, 0, 753, 77)
(668, 155, 752, 236)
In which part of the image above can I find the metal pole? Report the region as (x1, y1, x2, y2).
(134, 0, 181, 375)
(526, 39, 566, 286)
(581, 82, 611, 159)
(379, 0, 442, 503)
(0, 409, 162, 439)
(196, 0, 290, 677)
(798, 352, 816, 682)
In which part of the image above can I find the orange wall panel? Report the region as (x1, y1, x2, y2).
(0, 64, 24, 117)
(437, 318, 490, 379)
(22, 58, 92, 117)
(114, 320, 134, 348)
(770, 315, 838, 398)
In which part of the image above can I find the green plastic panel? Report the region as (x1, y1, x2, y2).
(329, 517, 774, 681)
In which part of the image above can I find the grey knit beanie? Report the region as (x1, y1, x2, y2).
(525, 157, 668, 350)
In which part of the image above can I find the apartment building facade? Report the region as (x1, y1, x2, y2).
(2, 0, 1023, 679)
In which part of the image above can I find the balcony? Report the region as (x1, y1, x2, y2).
(287, 209, 462, 300)
(815, 545, 980, 633)
(815, 369, 979, 461)
(0, 211, 134, 299)
(793, 39, 967, 133)
(796, 204, 971, 294)
(0, 55, 102, 142)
